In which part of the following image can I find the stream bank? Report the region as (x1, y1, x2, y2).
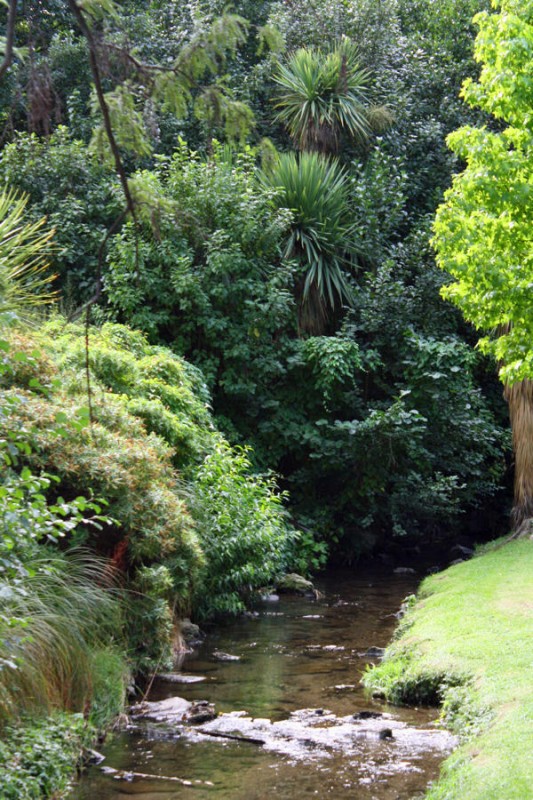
(364, 539, 533, 799)
(70, 567, 455, 799)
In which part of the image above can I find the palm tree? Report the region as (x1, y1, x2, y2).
(273, 40, 393, 155)
(260, 151, 358, 334)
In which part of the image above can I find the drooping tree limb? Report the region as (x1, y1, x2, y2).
(0, 0, 17, 82)
(66, 0, 137, 220)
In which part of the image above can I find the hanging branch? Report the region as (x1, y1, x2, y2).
(66, 0, 137, 220)
(84, 305, 95, 428)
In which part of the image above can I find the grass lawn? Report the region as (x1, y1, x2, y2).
(364, 538, 533, 799)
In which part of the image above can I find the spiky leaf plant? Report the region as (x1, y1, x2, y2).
(273, 40, 392, 154)
(260, 151, 357, 332)
(0, 190, 56, 321)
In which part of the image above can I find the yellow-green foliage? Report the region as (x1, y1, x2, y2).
(364, 540, 533, 800)
(0, 330, 56, 391)
(1, 319, 295, 670)
(1, 321, 212, 669)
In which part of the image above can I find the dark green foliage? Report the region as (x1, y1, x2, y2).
(387, 0, 493, 213)
(105, 138, 506, 556)
(0, 129, 120, 302)
(0, 0, 511, 565)
(106, 142, 297, 434)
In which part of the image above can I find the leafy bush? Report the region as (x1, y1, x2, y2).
(0, 333, 128, 729)
(1, 320, 298, 669)
(0, 129, 120, 302)
(191, 441, 296, 618)
(0, 713, 95, 800)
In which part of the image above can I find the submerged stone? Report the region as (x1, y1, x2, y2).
(261, 593, 280, 602)
(353, 711, 383, 720)
(360, 646, 386, 658)
(157, 673, 206, 684)
(188, 701, 217, 724)
(184, 707, 456, 761)
(131, 696, 192, 723)
(212, 650, 241, 662)
(130, 696, 217, 725)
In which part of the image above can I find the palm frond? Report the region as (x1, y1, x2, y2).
(260, 151, 358, 324)
(0, 189, 57, 321)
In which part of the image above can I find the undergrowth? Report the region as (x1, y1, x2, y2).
(0, 714, 95, 800)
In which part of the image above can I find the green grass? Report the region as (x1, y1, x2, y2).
(364, 538, 533, 799)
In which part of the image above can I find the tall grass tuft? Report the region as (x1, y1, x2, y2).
(0, 549, 128, 729)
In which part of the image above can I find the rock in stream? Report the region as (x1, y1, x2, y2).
(130, 697, 456, 763)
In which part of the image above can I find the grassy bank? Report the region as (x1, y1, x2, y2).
(364, 539, 533, 799)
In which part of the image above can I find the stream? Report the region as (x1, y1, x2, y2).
(70, 568, 454, 799)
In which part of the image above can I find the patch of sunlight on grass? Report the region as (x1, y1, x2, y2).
(364, 539, 533, 800)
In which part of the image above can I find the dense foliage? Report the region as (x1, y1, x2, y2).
(433, 0, 533, 384)
(0, 713, 96, 800)
(0, 0, 517, 790)
(1, 321, 297, 666)
(104, 140, 506, 557)
(0, 0, 512, 556)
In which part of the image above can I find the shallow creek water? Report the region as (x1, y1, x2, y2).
(70, 569, 454, 799)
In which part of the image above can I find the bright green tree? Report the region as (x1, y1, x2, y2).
(433, 0, 533, 530)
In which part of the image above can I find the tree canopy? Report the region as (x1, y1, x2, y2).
(433, 0, 533, 386)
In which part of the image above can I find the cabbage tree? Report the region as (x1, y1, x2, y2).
(261, 151, 358, 334)
(273, 40, 392, 154)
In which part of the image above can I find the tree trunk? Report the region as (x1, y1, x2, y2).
(504, 379, 533, 534)
(297, 280, 328, 336)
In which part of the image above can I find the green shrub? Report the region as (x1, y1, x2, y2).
(1, 321, 298, 670)
(192, 440, 296, 618)
(88, 648, 130, 731)
(0, 713, 94, 800)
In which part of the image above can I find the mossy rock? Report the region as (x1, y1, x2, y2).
(276, 573, 315, 594)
